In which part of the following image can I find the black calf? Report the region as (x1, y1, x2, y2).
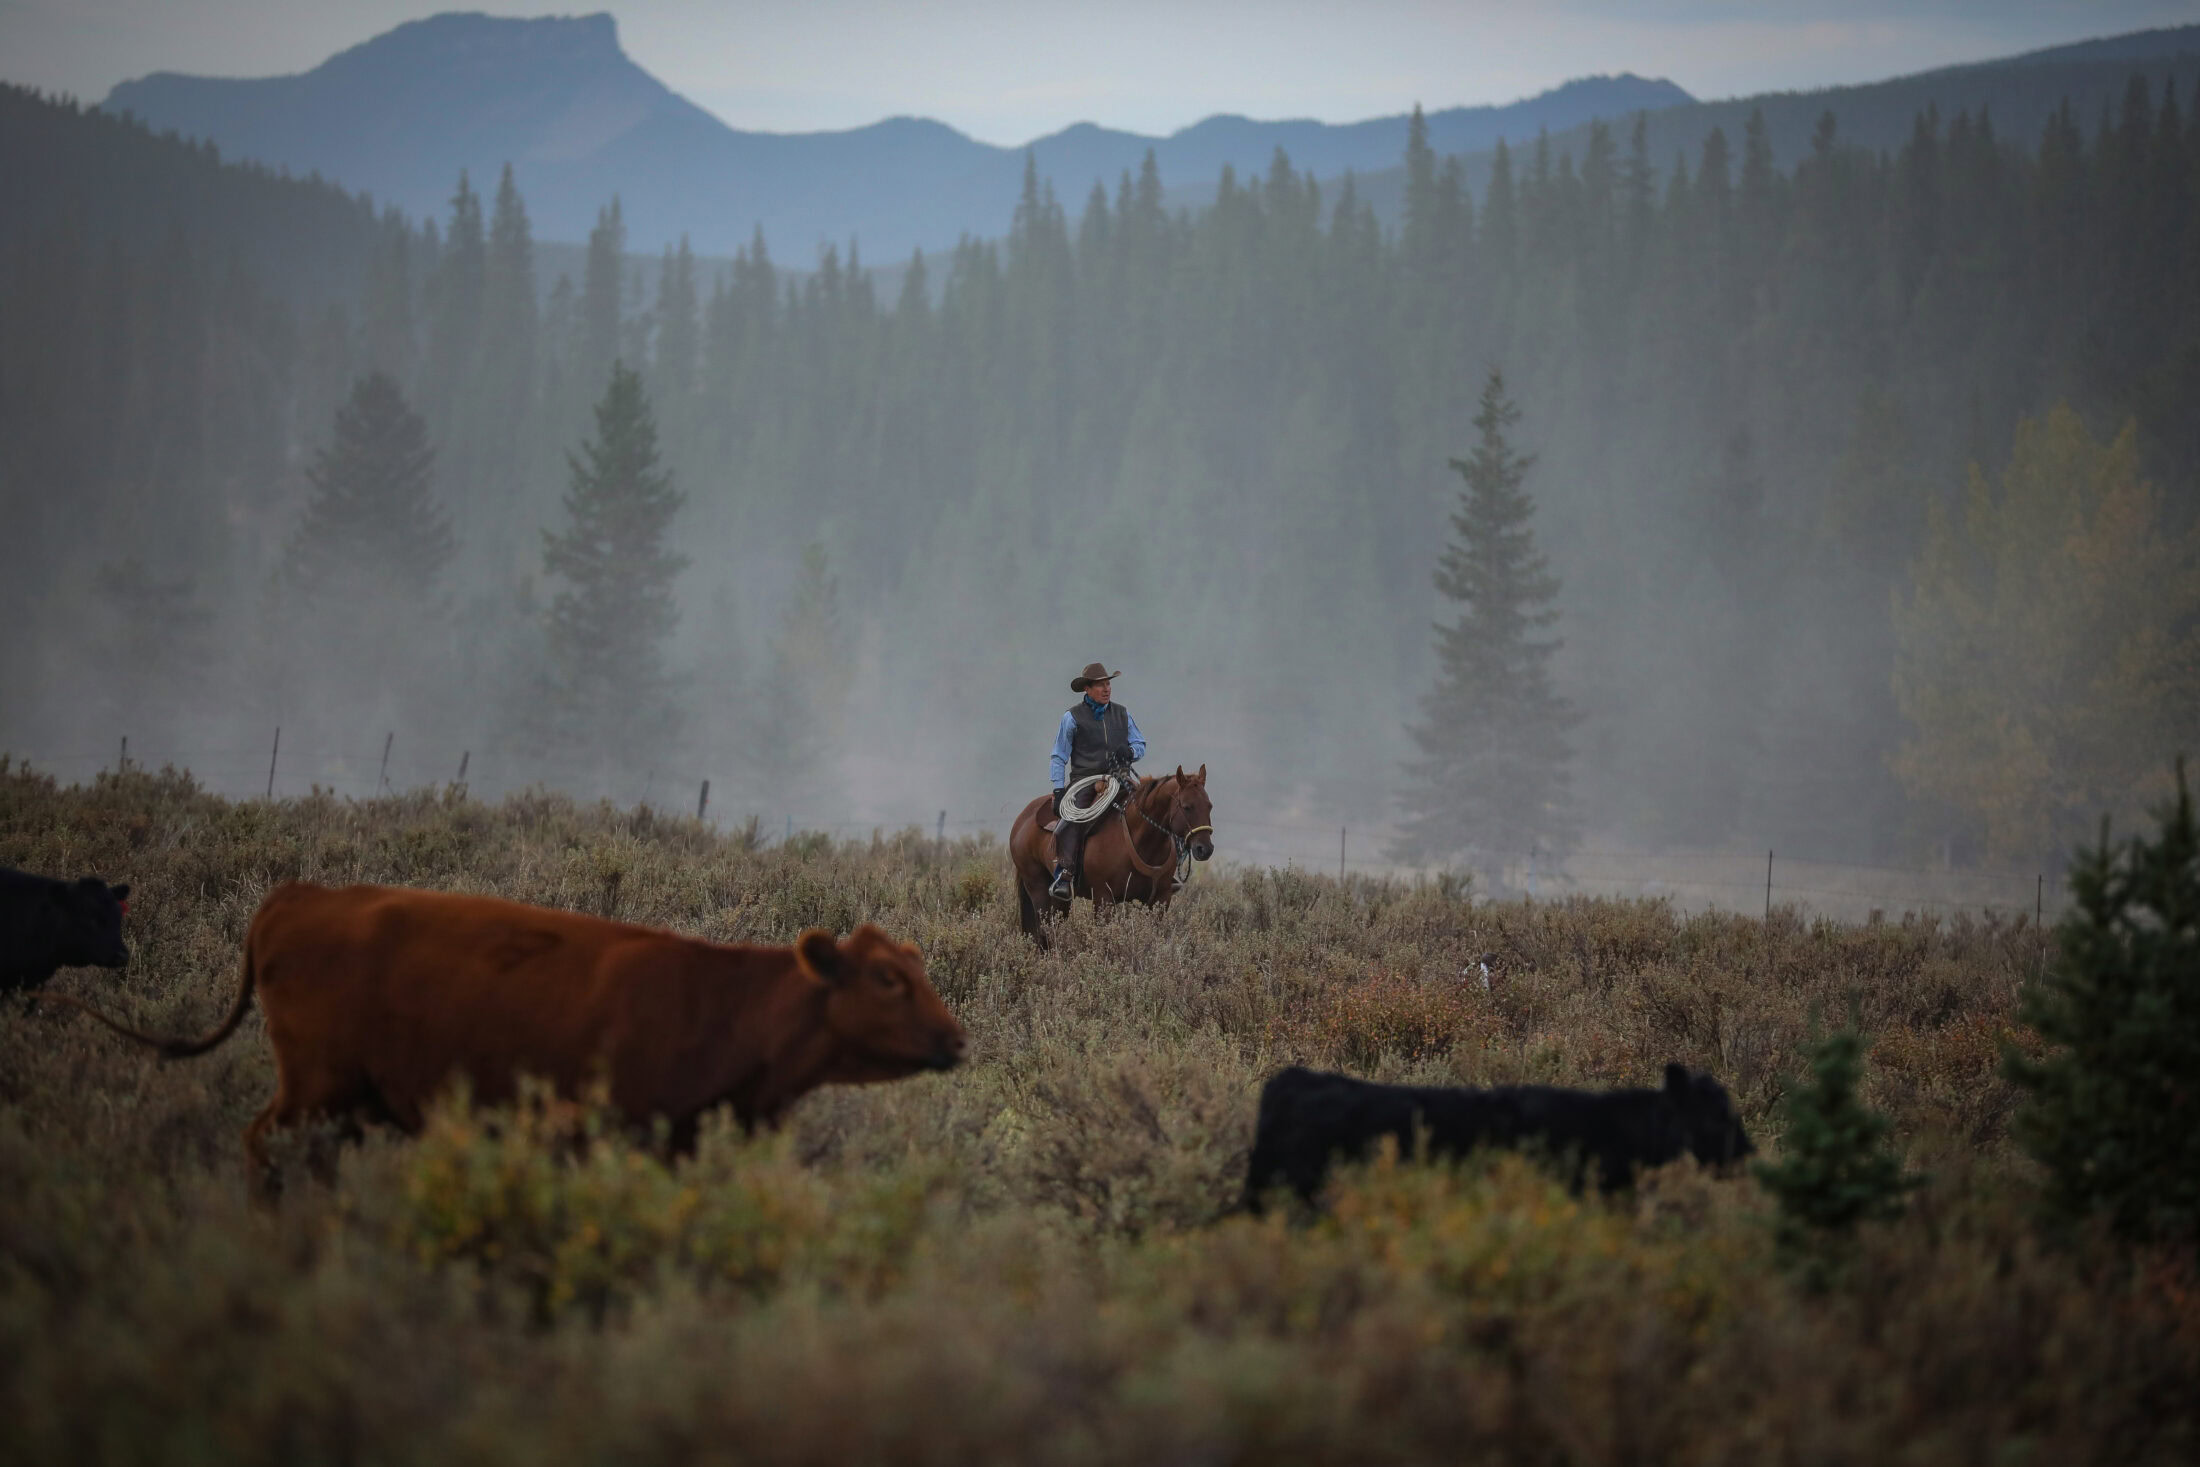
(1, 867, 131, 997)
(1242, 1063, 1754, 1211)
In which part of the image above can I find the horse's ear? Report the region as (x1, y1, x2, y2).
(1196, 763, 1207, 783)
(1175, 764, 1185, 781)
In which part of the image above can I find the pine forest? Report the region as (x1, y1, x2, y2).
(4, 59, 2198, 876)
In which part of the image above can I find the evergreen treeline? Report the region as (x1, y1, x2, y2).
(0, 87, 390, 623)
(4, 70, 2196, 862)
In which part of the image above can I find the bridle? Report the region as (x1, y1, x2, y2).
(1127, 776, 1212, 893)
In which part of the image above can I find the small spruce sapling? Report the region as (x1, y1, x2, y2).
(2006, 759, 2200, 1247)
(1755, 1019, 1921, 1287)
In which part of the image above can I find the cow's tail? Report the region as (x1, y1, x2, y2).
(33, 937, 257, 1060)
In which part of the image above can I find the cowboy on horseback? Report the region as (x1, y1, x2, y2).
(1048, 661, 1146, 900)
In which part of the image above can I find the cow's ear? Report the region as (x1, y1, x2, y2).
(795, 929, 849, 987)
(1664, 1062, 1691, 1095)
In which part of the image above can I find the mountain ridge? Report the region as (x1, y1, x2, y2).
(95, 11, 2200, 260)
(101, 11, 1688, 255)
(1327, 23, 2200, 239)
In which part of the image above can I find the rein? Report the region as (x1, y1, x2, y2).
(1124, 777, 1205, 892)
(1115, 793, 1174, 880)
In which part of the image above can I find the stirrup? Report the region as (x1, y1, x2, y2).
(1049, 867, 1073, 900)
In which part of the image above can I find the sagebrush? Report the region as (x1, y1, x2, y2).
(2, 761, 2195, 1465)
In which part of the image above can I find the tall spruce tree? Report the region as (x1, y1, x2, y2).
(539, 361, 688, 767)
(422, 172, 486, 427)
(275, 371, 455, 743)
(651, 236, 699, 468)
(285, 372, 452, 600)
(1395, 369, 1578, 879)
(480, 162, 539, 530)
(580, 198, 626, 397)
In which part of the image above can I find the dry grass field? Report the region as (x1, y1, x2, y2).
(2, 760, 2195, 1464)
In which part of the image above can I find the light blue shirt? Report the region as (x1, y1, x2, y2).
(1050, 701, 1146, 788)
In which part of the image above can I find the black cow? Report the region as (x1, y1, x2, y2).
(1241, 1063, 1754, 1211)
(1, 867, 131, 998)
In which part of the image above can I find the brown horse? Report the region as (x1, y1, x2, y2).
(1009, 765, 1215, 947)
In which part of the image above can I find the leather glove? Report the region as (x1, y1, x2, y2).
(1052, 788, 1067, 815)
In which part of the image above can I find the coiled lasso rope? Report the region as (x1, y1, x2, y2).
(1056, 771, 1124, 824)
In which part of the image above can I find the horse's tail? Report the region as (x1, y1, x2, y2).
(33, 939, 257, 1060)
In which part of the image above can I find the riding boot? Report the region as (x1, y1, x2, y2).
(1052, 815, 1086, 900)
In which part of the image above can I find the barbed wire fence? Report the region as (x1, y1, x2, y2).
(9, 735, 2063, 928)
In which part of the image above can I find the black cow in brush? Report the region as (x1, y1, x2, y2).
(1241, 1063, 1755, 1211)
(1, 867, 131, 999)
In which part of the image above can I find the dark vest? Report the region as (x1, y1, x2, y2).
(1066, 701, 1133, 780)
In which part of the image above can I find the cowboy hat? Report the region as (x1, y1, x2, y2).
(1070, 662, 1121, 692)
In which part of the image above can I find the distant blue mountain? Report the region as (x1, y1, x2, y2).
(101, 11, 1689, 257)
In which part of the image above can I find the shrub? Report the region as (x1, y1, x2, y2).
(1313, 1145, 1746, 1324)
(951, 863, 997, 913)
(1755, 1022, 1921, 1287)
(392, 1082, 939, 1324)
(2008, 761, 2200, 1246)
(1272, 969, 1500, 1071)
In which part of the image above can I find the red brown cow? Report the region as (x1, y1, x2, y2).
(44, 882, 966, 1195)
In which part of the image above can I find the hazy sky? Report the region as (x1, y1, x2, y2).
(5, 0, 2195, 144)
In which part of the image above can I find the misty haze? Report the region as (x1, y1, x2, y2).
(9, 12, 2194, 915)
(3, 5, 2199, 1459)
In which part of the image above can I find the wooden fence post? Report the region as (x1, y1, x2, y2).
(698, 779, 710, 821)
(266, 726, 280, 800)
(378, 731, 394, 794)
(1764, 850, 1774, 921)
